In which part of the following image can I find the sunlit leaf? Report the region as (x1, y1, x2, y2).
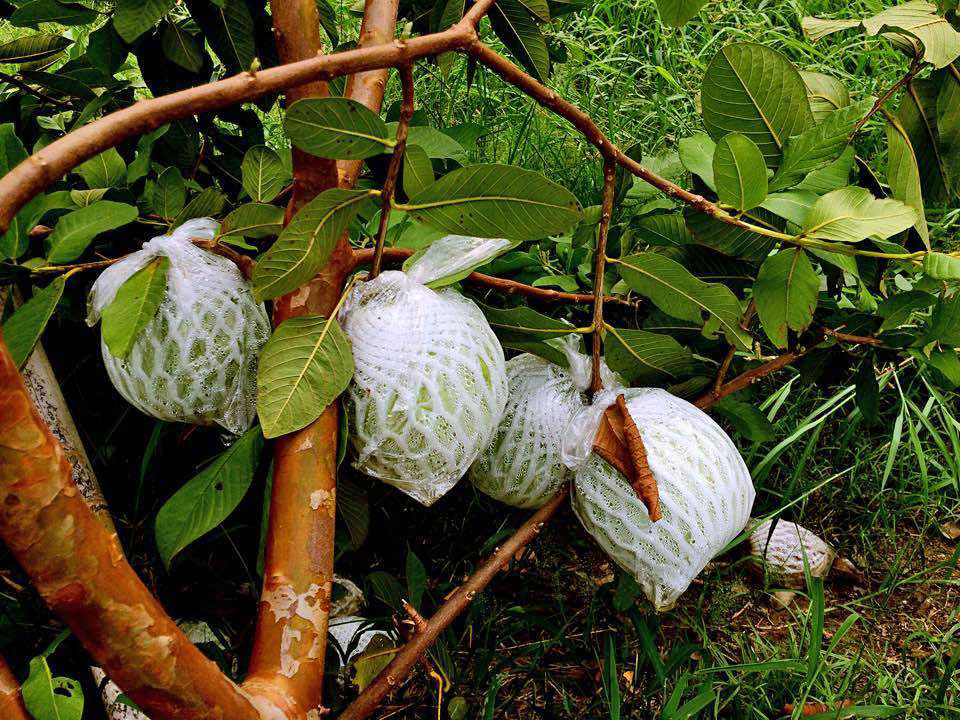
(800, 187, 917, 243)
(114, 0, 176, 43)
(800, 70, 850, 122)
(0, 34, 71, 64)
(47, 201, 138, 263)
(220, 203, 285, 239)
(285, 97, 392, 159)
(1, 277, 65, 369)
(655, 0, 707, 27)
(713, 132, 768, 211)
(241, 145, 288, 203)
(257, 315, 354, 438)
(101, 257, 170, 359)
(22, 655, 83, 720)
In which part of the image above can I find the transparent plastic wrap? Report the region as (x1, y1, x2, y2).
(469, 335, 593, 509)
(565, 388, 755, 611)
(87, 218, 271, 435)
(341, 236, 509, 506)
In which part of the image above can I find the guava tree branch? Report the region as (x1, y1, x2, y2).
(350, 246, 643, 308)
(590, 157, 616, 394)
(851, 55, 924, 136)
(0, 333, 263, 720)
(371, 64, 414, 278)
(337, 487, 570, 720)
(0, 653, 29, 720)
(244, 1, 368, 715)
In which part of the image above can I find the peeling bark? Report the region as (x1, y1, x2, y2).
(0, 652, 30, 720)
(0, 331, 261, 720)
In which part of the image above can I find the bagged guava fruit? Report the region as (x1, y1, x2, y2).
(470, 334, 607, 509)
(341, 235, 511, 506)
(87, 218, 270, 435)
(564, 387, 755, 611)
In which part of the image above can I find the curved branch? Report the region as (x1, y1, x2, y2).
(350, 246, 642, 307)
(0, 333, 263, 720)
(590, 157, 616, 394)
(337, 487, 570, 720)
(0, 653, 30, 720)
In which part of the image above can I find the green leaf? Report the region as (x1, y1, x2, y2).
(338, 475, 369, 547)
(795, 145, 855, 193)
(0, 34, 71, 64)
(713, 397, 775, 441)
(76, 148, 126, 189)
(395, 125, 468, 164)
(187, 0, 256, 71)
(161, 21, 205, 73)
(285, 97, 393, 160)
(802, 186, 917, 244)
(769, 101, 868, 192)
(937, 66, 960, 196)
(11, 0, 97, 27)
(895, 79, 949, 206)
(151, 167, 186, 220)
(316, 0, 339, 45)
(701, 42, 814, 168)
(855, 361, 880, 425)
(435, 0, 465, 76)
(760, 190, 817, 226)
(926, 295, 960, 346)
(402, 144, 434, 198)
(1, 277, 65, 369)
(241, 145, 288, 203)
(127, 126, 169, 184)
(479, 303, 576, 339)
(257, 315, 354, 438)
(678, 132, 717, 190)
(155, 426, 263, 568)
(925, 348, 960, 387)
(878, 290, 936, 330)
(114, 0, 176, 43)
(604, 325, 694, 383)
(489, 0, 550, 82)
(713, 132, 768, 211)
(405, 164, 583, 240)
(0, 124, 40, 261)
(253, 188, 371, 301)
(101, 257, 170, 360)
(173, 188, 227, 227)
(616, 253, 751, 349)
(753, 248, 819, 348)
(800, 70, 850, 122)
(634, 214, 694, 247)
(405, 548, 427, 609)
(923, 251, 960, 279)
(518, 0, 551, 22)
(683, 207, 776, 260)
(655, 0, 707, 27)
(22, 656, 83, 720)
(862, 1, 960, 69)
(220, 203, 285, 239)
(801, 17, 861, 43)
(47, 202, 138, 264)
(87, 23, 127, 76)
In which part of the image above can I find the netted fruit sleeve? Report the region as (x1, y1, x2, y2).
(87, 218, 270, 435)
(340, 235, 512, 506)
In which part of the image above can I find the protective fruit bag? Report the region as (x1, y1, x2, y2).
(563, 387, 755, 611)
(341, 235, 511, 506)
(87, 218, 271, 435)
(470, 334, 604, 509)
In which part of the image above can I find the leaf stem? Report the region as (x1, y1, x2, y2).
(370, 65, 414, 280)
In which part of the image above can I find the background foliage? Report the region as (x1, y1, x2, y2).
(0, 0, 959, 718)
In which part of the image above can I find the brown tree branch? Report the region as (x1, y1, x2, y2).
(371, 65, 414, 279)
(851, 55, 924, 136)
(0, 70, 69, 109)
(711, 300, 756, 399)
(243, 1, 363, 716)
(337, 487, 569, 720)
(0, 653, 30, 720)
(0, 332, 263, 720)
(590, 157, 616, 395)
(350, 246, 642, 307)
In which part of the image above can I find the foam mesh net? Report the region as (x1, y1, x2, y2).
(748, 518, 835, 579)
(341, 270, 507, 506)
(470, 348, 588, 509)
(570, 388, 755, 611)
(87, 218, 270, 435)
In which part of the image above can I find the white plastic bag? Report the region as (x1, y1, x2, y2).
(469, 335, 596, 509)
(566, 388, 755, 611)
(341, 235, 509, 506)
(87, 218, 270, 435)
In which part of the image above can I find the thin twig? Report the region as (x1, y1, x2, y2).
(590, 157, 616, 395)
(0, 70, 69, 109)
(820, 326, 885, 347)
(371, 65, 414, 279)
(852, 55, 924, 136)
(712, 300, 756, 398)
